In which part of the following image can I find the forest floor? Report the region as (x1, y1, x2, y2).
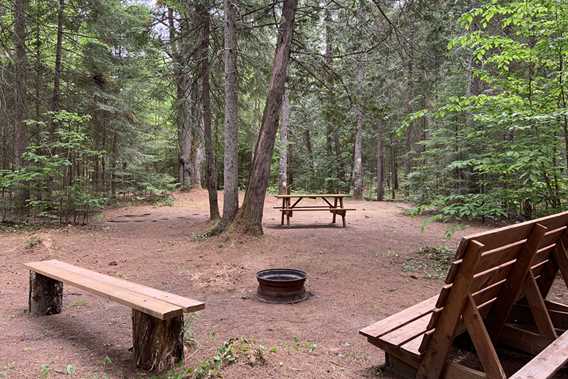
(1, 190, 567, 378)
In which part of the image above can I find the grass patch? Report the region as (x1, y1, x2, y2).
(156, 337, 266, 379)
(402, 246, 455, 279)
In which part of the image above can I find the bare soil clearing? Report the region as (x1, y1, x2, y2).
(0, 191, 565, 378)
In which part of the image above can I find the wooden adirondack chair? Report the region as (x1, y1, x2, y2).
(360, 211, 568, 379)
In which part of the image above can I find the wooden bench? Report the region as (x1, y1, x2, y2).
(25, 260, 204, 372)
(360, 211, 568, 378)
(274, 194, 355, 227)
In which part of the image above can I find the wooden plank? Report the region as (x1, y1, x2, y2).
(472, 278, 507, 307)
(524, 271, 557, 339)
(359, 295, 438, 338)
(443, 362, 486, 379)
(274, 194, 351, 198)
(476, 240, 525, 274)
(400, 334, 426, 356)
(554, 234, 568, 288)
(367, 337, 421, 365)
(512, 302, 568, 331)
(416, 240, 483, 379)
(510, 329, 568, 379)
(499, 324, 553, 355)
(470, 260, 516, 297)
(540, 225, 567, 247)
(278, 208, 356, 212)
(462, 296, 506, 379)
(463, 211, 568, 251)
(25, 261, 183, 319)
(44, 260, 204, 312)
(546, 300, 568, 313)
(381, 314, 432, 346)
(485, 223, 548, 339)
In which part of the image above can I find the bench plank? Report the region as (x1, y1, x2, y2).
(43, 260, 204, 312)
(25, 260, 184, 320)
(360, 295, 438, 339)
(510, 329, 568, 379)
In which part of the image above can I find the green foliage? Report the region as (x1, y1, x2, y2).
(156, 338, 266, 379)
(406, 0, 568, 221)
(1, 112, 106, 223)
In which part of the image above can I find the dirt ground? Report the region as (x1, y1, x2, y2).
(0, 191, 565, 378)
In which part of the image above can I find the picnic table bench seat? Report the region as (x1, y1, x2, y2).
(360, 211, 568, 379)
(26, 259, 204, 372)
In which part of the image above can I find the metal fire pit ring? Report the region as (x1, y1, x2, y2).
(256, 268, 309, 304)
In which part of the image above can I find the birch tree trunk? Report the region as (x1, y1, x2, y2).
(279, 87, 289, 195)
(198, 3, 220, 220)
(222, 0, 239, 221)
(230, 0, 298, 235)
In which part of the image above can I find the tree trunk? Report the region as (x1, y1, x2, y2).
(229, 0, 298, 236)
(190, 76, 203, 189)
(376, 119, 385, 201)
(29, 272, 63, 316)
(222, 0, 239, 221)
(132, 310, 183, 372)
(168, 7, 194, 190)
(352, 62, 364, 199)
(51, 0, 64, 112)
(13, 0, 28, 170)
(390, 138, 398, 199)
(198, 4, 220, 221)
(279, 87, 290, 195)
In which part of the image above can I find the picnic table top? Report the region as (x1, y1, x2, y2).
(275, 193, 351, 198)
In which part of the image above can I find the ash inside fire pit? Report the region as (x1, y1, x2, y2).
(256, 268, 309, 304)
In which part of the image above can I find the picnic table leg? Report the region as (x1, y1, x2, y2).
(280, 198, 285, 225)
(332, 198, 337, 224)
(29, 271, 63, 316)
(339, 197, 346, 227)
(132, 310, 184, 372)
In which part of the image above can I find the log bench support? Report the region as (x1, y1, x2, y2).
(132, 310, 184, 372)
(29, 272, 63, 316)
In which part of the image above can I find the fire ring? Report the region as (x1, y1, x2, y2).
(256, 268, 309, 304)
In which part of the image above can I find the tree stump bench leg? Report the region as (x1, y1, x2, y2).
(132, 310, 184, 372)
(29, 272, 63, 316)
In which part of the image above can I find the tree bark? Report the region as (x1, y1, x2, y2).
(13, 0, 28, 169)
(376, 119, 385, 201)
(132, 310, 183, 372)
(51, 0, 64, 112)
(222, 0, 239, 222)
(279, 87, 290, 195)
(29, 272, 63, 316)
(168, 7, 194, 190)
(230, 0, 298, 235)
(352, 61, 364, 200)
(198, 4, 220, 220)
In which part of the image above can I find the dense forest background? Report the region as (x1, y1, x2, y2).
(0, 0, 567, 229)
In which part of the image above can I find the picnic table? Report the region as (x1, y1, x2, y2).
(274, 193, 354, 227)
